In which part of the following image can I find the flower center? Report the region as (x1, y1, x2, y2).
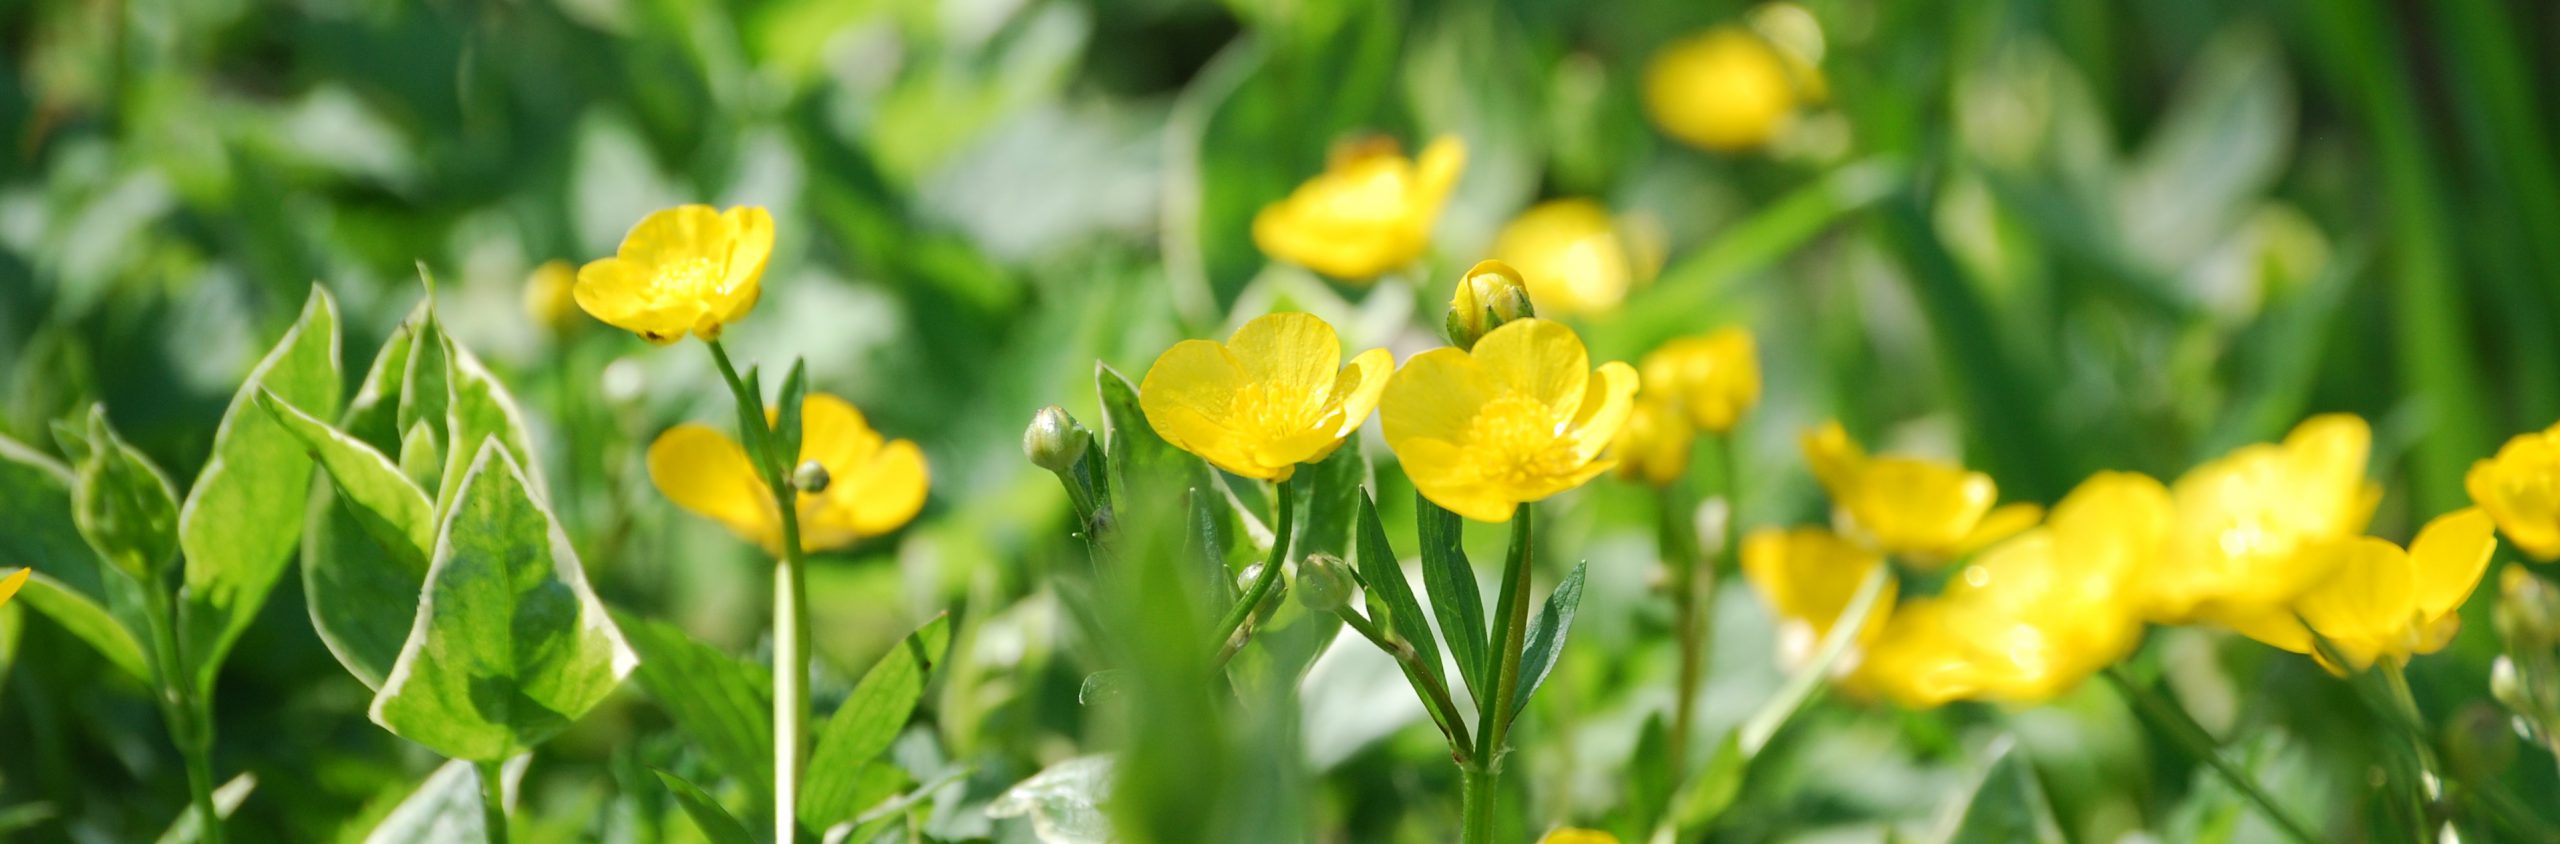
(1465, 393, 1583, 485)
(1228, 381, 1325, 442)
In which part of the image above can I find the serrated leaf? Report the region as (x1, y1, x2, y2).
(12, 571, 150, 682)
(1353, 491, 1442, 690)
(369, 442, 636, 761)
(1507, 560, 1586, 724)
(69, 406, 181, 580)
(1415, 495, 1488, 703)
(269, 390, 437, 690)
(803, 613, 951, 829)
(152, 773, 256, 844)
(180, 284, 344, 693)
(656, 769, 756, 844)
(611, 608, 774, 804)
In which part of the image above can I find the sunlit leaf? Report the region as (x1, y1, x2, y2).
(612, 608, 774, 805)
(804, 613, 951, 828)
(656, 768, 755, 844)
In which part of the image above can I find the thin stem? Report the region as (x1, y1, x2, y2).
(1461, 507, 1535, 844)
(1211, 478, 1296, 655)
(1459, 764, 1495, 844)
(1661, 483, 1701, 774)
(141, 578, 222, 844)
(2380, 661, 2442, 838)
(1336, 606, 1472, 757)
(704, 339, 811, 844)
(475, 759, 510, 844)
(2101, 667, 2318, 843)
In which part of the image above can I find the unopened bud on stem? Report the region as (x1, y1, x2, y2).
(1023, 405, 1092, 473)
(1296, 553, 1356, 612)
(1445, 259, 1536, 351)
(791, 460, 831, 493)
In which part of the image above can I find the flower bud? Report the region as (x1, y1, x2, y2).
(1295, 553, 1356, 612)
(792, 460, 831, 493)
(523, 260, 583, 336)
(1445, 259, 1536, 351)
(2495, 565, 2560, 653)
(1023, 405, 1092, 474)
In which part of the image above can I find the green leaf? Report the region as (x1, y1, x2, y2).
(803, 613, 952, 829)
(1938, 738, 2064, 844)
(0, 436, 109, 592)
(180, 284, 345, 692)
(1671, 732, 1748, 833)
(1415, 494, 1488, 703)
(344, 300, 427, 451)
(1290, 435, 1368, 563)
(359, 759, 494, 844)
(772, 358, 809, 480)
(12, 571, 150, 682)
(395, 310, 450, 458)
(434, 331, 544, 516)
(810, 762, 911, 839)
(369, 442, 636, 761)
(655, 769, 756, 844)
(1097, 363, 1190, 508)
(152, 773, 256, 844)
(397, 422, 441, 493)
(1507, 560, 1587, 724)
(1621, 713, 1675, 840)
(1352, 491, 1441, 689)
(68, 406, 181, 580)
(262, 389, 436, 689)
(610, 608, 773, 804)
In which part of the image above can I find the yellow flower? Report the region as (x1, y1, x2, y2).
(2285, 508, 2496, 673)
(1490, 199, 1650, 316)
(1138, 312, 1393, 482)
(1537, 829, 1621, 844)
(0, 566, 25, 610)
(1611, 398, 1693, 487)
(1741, 526, 1897, 669)
(576, 204, 775, 344)
(1252, 136, 1466, 281)
(1855, 472, 2165, 707)
(2467, 422, 2560, 560)
(649, 393, 928, 554)
(1641, 328, 1761, 434)
(1643, 28, 1815, 153)
(523, 260, 582, 335)
(2144, 414, 2380, 630)
(1381, 318, 1637, 522)
(1800, 421, 2040, 564)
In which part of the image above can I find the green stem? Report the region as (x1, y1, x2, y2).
(705, 340, 811, 844)
(1460, 507, 1536, 843)
(2380, 662, 2442, 838)
(1660, 483, 1701, 776)
(1211, 478, 1295, 658)
(2101, 667, 2318, 844)
(141, 579, 222, 844)
(475, 759, 509, 844)
(1336, 606, 1472, 757)
(1458, 763, 1495, 844)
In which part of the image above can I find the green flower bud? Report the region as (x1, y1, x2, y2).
(2495, 565, 2560, 654)
(1023, 405, 1092, 474)
(65, 406, 181, 580)
(1445, 259, 1536, 351)
(792, 460, 832, 493)
(1295, 553, 1356, 612)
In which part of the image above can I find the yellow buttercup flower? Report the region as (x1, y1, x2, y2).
(1741, 527, 1896, 670)
(1252, 136, 1466, 282)
(2466, 422, 2560, 560)
(1855, 472, 2165, 707)
(1643, 28, 1816, 153)
(1490, 199, 1650, 316)
(1381, 318, 1637, 522)
(576, 204, 775, 344)
(2144, 414, 2380, 631)
(1138, 312, 1393, 482)
(1641, 328, 1761, 434)
(1800, 421, 2040, 564)
(2285, 508, 2496, 673)
(649, 393, 928, 554)
(1611, 398, 1693, 487)
(0, 566, 25, 610)
(1537, 829, 1620, 844)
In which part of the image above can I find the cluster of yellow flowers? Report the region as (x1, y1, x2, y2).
(1742, 411, 2544, 709)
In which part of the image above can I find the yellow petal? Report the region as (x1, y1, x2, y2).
(1535, 828, 1619, 844)
(1327, 347, 1395, 439)
(0, 566, 26, 609)
(1413, 135, 1467, 212)
(806, 438, 930, 548)
(1394, 437, 1516, 522)
(1226, 312, 1342, 419)
(648, 424, 779, 549)
(2408, 507, 2496, 623)
(1472, 318, 1592, 416)
(1741, 527, 1889, 644)
(1381, 347, 1493, 448)
(1953, 503, 2045, 557)
(575, 257, 700, 344)
(1800, 421, 1864, 494)
(2467, 429, 2560, 560)
(2293, 537, 2415, 653)
(1139, 339, 1267, 478)
(1841, 457, 1997, 559)
(713, 205, 774, 324)
(795, 393, 886, 474)
(617, 204, 731, 267)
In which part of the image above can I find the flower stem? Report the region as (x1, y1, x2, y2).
(1336, 606, 1471, 756)
(2380, 661, 2442, 839)
(1211, 478, 1295, 660)
(2101, 667, 2318, 843)
(1462, 506, 1536, 843)
(704, 339, 812, 844)
(141, 576, 222, 844)
(1459, 763, 1495, 844)
(475, 759, 510, 844)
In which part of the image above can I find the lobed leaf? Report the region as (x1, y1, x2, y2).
(369, 442, 636, 761)
(611, 608, 774, 804)
(803, 613, 952, 829)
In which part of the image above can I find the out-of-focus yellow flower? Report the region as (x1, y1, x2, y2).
(0, 567, 25, 610)
(1742, 527, 1896, 669)
(1445, 259, 1537, 351)
(1253, 136, 1466, 282)
(576, 204, 775, 345)
(2145, 414, 2380, 632)
(1800, 421, 2040, 565)
(1643, 28, 1817, 153)
(1139, 312, 1392, 482)
(1855, 472, 2166, 707)
(523, 260, 582, 335)
(1537, 829, 1620, 844)
(1490, 199, 1650, 316)
(2467, 422, 2560, 560)
(1611, 398, 1693, 487)
(649, 393, 928, 554)
(1641, 328, 1761, 434)
(1382, 318, 1637, 522)
(2285, 508, 2496, 673)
